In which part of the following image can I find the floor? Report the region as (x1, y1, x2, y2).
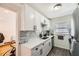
(48, 47, 70, 56)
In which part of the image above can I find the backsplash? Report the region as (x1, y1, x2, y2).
(20, 31, 37, 44)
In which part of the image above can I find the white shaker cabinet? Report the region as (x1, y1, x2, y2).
(21, 4, 50, 31)
(32, 44, 43, 56)
(44, 17, 50, 30)
(21, 38, 52, 56)
(34, 11, 43, 34)
(42, 38, 52, 56)
(21, 5, 36, 31)
(40, 16, 50, 31)
(32, 39, 52, 56)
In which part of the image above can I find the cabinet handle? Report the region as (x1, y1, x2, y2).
(35, 48, 38, 50)
(40, 49, 43, 55)
(42, 43, 44, 46)
(49, 42, 50, 46)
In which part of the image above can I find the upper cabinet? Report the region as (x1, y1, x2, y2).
(34, 11, 44, 34)
(40, 16, 50, 31)
(44, 17, 50, 30)
(21, 5, 36, 31)
(21, 4, 50, 31)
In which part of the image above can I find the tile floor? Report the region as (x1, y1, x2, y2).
(48, 47, 70, 56)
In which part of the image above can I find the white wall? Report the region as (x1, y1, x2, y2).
(50, 15, 72, 32)
(0, 7, 16, 43)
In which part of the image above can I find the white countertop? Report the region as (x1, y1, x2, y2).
(21, 36, 53, 49)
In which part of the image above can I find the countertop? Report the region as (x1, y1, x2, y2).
(21, 36, 53, 49)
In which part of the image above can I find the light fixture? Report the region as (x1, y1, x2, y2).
(48, 3, 62, 11)
(54, 3, 62, 10)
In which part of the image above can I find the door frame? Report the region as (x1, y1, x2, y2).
(0, 4, 21, 56)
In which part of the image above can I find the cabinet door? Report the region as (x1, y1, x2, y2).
(42, 39, 52, 56)
(32, 44, 43, 56)
(46, 18, 50, 30)
(21, 5, 35, 31)
(34, 11, 43, 35)
(44, 17, 50, 30)
(40, 16, 50, 31)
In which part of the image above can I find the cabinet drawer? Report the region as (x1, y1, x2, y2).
(32, 44, 43, 56)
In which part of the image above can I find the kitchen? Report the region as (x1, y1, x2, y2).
(0, 3, 79, 56)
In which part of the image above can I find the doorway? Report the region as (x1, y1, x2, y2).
(0, 4, 20, 56)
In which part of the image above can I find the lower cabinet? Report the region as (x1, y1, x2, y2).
(32, 39, 52, 56)
(21, 39, 52, 56)
(42, 39, 52, 56)
(32, 44, 43, 56)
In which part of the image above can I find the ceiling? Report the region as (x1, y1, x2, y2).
(0, 3, 77, 19)
(28, 3, 78, 19)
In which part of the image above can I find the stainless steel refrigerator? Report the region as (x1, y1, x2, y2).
(71, 7, 79, 56)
